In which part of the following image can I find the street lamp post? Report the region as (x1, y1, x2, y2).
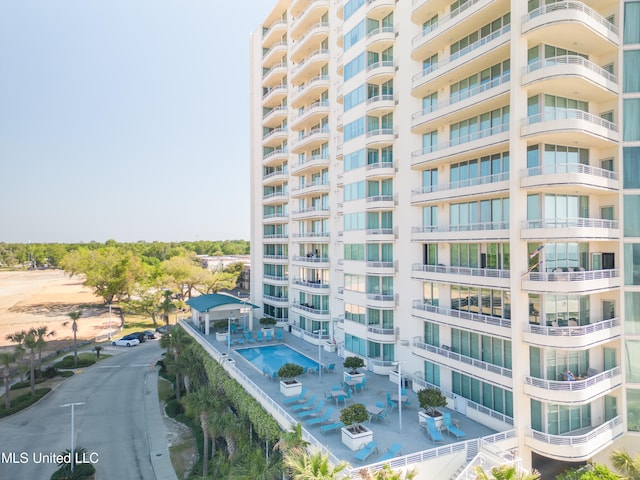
(228, 318, 232, 356)
(61, 402, 85, 473)
(314, 329, 323, 383)
(395, 362, 403, 434)
(108, 303, 112, 340)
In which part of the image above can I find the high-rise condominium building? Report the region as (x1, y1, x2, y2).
(249, 0, 640, 471)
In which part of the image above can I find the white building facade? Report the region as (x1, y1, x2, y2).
(249, 0, 640, 470)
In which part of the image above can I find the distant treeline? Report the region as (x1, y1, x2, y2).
(0, 240, 250, 269)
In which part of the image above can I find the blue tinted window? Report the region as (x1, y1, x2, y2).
(344, 0, 364, 20)
(344, 117, 365, 142)
(344, 149, 365, 171)
(344, 85, 365, 111)
(344, 20, 365, 51)
(344, 53, 365, 81)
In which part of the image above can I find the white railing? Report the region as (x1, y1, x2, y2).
(525, 366, 621, 391)
(291, 75, 330, 97)
(291, 303, 330, 315)
(411, 264, 510, 279)
(366, 293, 396, 302)
(522, 162, 618, 180)
(292, 255, 330, 263)
(263, 212, 288, 220)
(412, 123, 509, 157)
(292, 231, 330, 238)
(262, 41, 287, 59)
(367, 326, 397, 336)
(526, 55, 617, 84)
(412, 339, 512, 378)
(522, 218, 619, 229)
(412, 0, 486, 46)
(292, 22, 329, 49)
(262, 170, 288, 181)
(412, 172, 509, 195)
(262, 84, 287, 100)
(263, 274, 288, 281)
(524, 109, 618, 132)
(366, 26, 395, 41)
(291, 100, 329, 122)
(291, 206, 329, 215)
(524, 1, 618, 36)
(262, 104, 287, 120)
(411, 221, 509, 234)
(366, 195, 394, 203)
(290, 154, 330, 170)
(262, 191, 286, 200)
(523, 269, 620, 282)
(262, 254, 287, 260)
(527, 416, 622, 446)
(291, 49, 330, 75)
(412, 301, 511, 328)
(366, 59, 395, 72)
(367, 228, 394, 235)
(263, 233, 288, 239)
(262, 62, 287, 80)
(367, 93, 395, 105)
(526, 317, 620, 336)
(263, 294, 289, 303)
(292, 278, 330, 289)
(262, 20, 286, 41)
(366, 261, 394, 268)
(366, 161, 395, 171)
(263, 126, 288, 141)
(180, 321, 341, 465)
(366, 127, 395, 138)
(262, 148, 288, 161)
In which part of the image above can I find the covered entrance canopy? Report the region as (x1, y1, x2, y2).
(185, 294, 259, 335)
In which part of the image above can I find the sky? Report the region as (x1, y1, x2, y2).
(0, 0, 276, 243)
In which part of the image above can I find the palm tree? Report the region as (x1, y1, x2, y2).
(230, 445, 281, 480)
(475, 464, 540, 480)
(274, 422, 310, 456)
(64, 311, 82, 368)
(30, 325, 54, 366)
(611, 449, 640, 480)
(0, 351, 17, 409)
(183, 386, 215, 478)
(160, 326, 190, 401)
(284, 448, 350, 480)
(357, 465, 417, 480)
(6, 329, 38, 396)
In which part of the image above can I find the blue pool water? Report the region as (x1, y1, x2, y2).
(236, 344, 320, 374)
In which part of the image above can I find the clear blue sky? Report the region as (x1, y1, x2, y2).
(0, 0, 274, 243)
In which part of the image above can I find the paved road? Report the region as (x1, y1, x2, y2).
(0, 341, 175, 480)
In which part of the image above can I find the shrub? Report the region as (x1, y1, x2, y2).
(277, 363, 304, 382)
(165, 399, 183, 418)
(259, 317, 277, 327)
(43, 366, 59, 379)
(54, 356, 96, 369)
(417, 388, 448, 416)
(0, 388, 51, 418)
(339, 403, 369, 428)
(59, 370, 74, 378)
(343, 356, 365, 374)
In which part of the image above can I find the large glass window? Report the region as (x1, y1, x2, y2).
(344, 20, 365, 50)
(628, 389, 640, 432)
(624, 2, 640, 44)
(344, 149, 365, 171)
(451, 285, 510, 319)
(344, 85, 366, 111)
(624, 99, 640, 140)
(624, 244, 640, 285)
(345, 333, 366, 356)
(624, 50, 640, 92)
(625, 196, 640, 236)
(624, 148, 640, 188)
(547, 404, 591, 435)
(344, 53, 365, 81)
(344, 117, 365, 142)
(626, 341, 640, 382)
(625, 292, 640, 334)
(424, 361, 440, 386)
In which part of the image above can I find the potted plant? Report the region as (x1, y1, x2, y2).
(343, 356, 366, 384)
(278, 363, 304, 397)
(417, 388, 448, 428)
(260, 317, 277, 336)
(339, 403, 373, 451)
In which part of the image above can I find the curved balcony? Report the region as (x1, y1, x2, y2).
(365, 161, 396, 179)
(290, 128, 330, 155)
(290, 206, 330, 220)
(291, 231, 330, 242)
(524, 367, 622, 405)
(366, 0, 395, 20)
(262, 105, 288, 128)
(366, 194, 396, 210)
(411, 264, 510, 289)
(525, 416, 624, 462)
(291, 255, 330, 267)
(522, 2, 619, 54)
(521, 163, 619, 192)
(521, 218, 620, 241)
(411, 125, 510, 169)
(366, 60, 396, 84)
(366, 94, 396, 116)
(290, 49, 330, 85)
(262, 127, 289, 148)
(290, 179, 329, 198)
(411, 74, 510, 134)
(336, 83, 343, 104)
(367, 325, 397, 343)
(366, 293, 397, 308)
(336, 24, 343, 48)
(411, 0, 448, 24)
(366, 260, 395, 275)
(521, 269, 621, 294)
(523, 56, 618, 102)
(366, 26, 396, 51)
(262, 254, 289, 264)
(366, 228, 396, 242)
(411, 222, 510, 242)
(412, 339, 512, 388)
(290, 302, 330, 320)
(336, 0, 343, 19)
(290, 100, 330, 130)
(262, 191, 288, 205)
(290, 154, 330, 175)
(263, 233, 289, 243)
(291, 22, 330, 63)
(262, 20, 287, 49)
(262, 61, 288, 89)
(336, 54, 344, 76)
(262, 294, 289, 306)
(262, 84, 288, 108)
(365, 128, 396, 148)
(411, 172, 509, 205)
(292, 278, 330, 292)
(262, 212, 289, 224)
(290, 0, 330, 39)
(412, 301, 511, 339)
(411, 0, 498, 61)
(263, 274, 289, 286)
(411, 26, 510, 98)
(523, 317, 621, 349)
(290, 75, 330, 108)
(262, 41, 288, 69)
(262, 148, 288, 167)
(522, 109, 618, 147)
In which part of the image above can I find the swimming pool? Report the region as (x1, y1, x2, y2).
(236, 344, 320, 374)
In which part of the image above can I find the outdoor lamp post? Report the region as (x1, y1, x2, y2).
(61, 402, 85, 473)
(108, 303, 112, 340)
(313, 329, 323, 383)
(227, 317, 231, 356)
(395, 361, 404, 434)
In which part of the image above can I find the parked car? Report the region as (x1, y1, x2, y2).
(112, 337, 140, 347)
(128, 332, 148, 343)
(155, 325, 174, 334)
(143, 330, 156, 340)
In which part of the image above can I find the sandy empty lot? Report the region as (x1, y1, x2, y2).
(0, 270, 116, 353)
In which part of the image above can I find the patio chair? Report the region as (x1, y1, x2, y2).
(306, 407, 334, 426)
(323, 363, 336, 374)
(276, 329, 284, 341)
(244, 332, 255, 344)
(265, 330, 273, 341)
(442, 412, 466, 439)
(283, 388, 307, 405)
(386, 392, 398, 412)
(376, 443, 402, 462)
(335, 387, 351, 407)
(375, 403, 389, 424)
(354, 441, 378, 463)
(355, 376, 366, 393)
(319, 421, 344, 434)
(291, 395, 317, 412)
(235, 337, 245, 345)
(256, 331, 264, 342)
(298, 400, 325, 419)
(226, 335, 234, 346)
(230, 323, 237, 334)
(422, 417, 444, 443)
(307, 367, 317, 375)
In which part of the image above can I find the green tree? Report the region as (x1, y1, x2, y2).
(611, 449, 640, 480)
(183, 386, 215, 478)
(230, 445, 281, 480)
(161, 254, 203, 299)
(64, 311, 82, 368)
(197, 270, 238, 295)
(475, 464, 540, 480)
(31, 325, 54, 365)
(284, 449, 350, 480)
(0, 351, 18, 409)
(6, 330, 38, 396)
(357, 464, 417, 480)
(274, 422, 309, 456)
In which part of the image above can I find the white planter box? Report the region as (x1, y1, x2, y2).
(216, 332, 229, 342)
(324, 342, 336, 353)
(344, 372, 365, 384)
(280, 380, 303, 397)
(261, 327, 275, 336)
(341, 425, 373, 451)
(418, 411, 444, 429)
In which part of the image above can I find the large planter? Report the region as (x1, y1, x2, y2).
(344, 371, 365, 384)
(261, 327, 275, 336)
(280, 380, 303, 397)
(341, 425, 373, 451)
(324, 341, 336, 353)
(418, 411, 444, 429)
(216, 331, 229, 342)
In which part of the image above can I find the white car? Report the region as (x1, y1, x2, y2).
(111, 336, 140, 347)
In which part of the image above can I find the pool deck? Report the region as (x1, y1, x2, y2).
(183, 322, 507, 473)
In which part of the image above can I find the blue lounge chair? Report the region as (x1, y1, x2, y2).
(442, 412, 466, 439)
(265, 330, 273, 341)
(323, 363, 336, 374)
(376, 443, 402, 462)
(244, 332, 255, 344)
(354, 441, 378, 462)
(291, 395, 317, 412)
(236, 336, 245, 345)
(256, 331, 264, 342)
(226, 335, 234, 346)
(276, 329, 284, 341)
(319, 421, 344, 434)
(375, 402, 389, 424)
(422, 417, 444, 443)
(298, 400, 325, 419)
(230, 323, 237, 334)
(386, 392, 397, 412)
(306, 407, 334, 426)
(283, 388, 307, 405)
(355, 376, 367, 393)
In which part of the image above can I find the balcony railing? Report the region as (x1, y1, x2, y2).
(366, 161, 395, 171)
(524, 1, 618, 36)
(412, 301, 511, 328)
(291, 232, 329, 238)
(291, 302, 330, 315)
(263, 254, 288, 260)
(262, 84, 287, 100)
(526, 55, 617, 84)
(367, 293, 396, 302)
(525, 366, 621, 392)
(292, 255, 329, 263)
(412, 263, 510, 279)
(523, 163, 618, 180)
(523, 269, 620, 282)
(291, 179, 329, 192)
(526, 317, 620, 337)
(412, 123, 509, 157)
(263, 274, 288, 281)
(263, 169, 288, 180)
(263, 294, 289, 303)
(412, 0, 484, 46)
(262, 148, 288, 162)
(411, 222, 509, 234)
(291, 49, 330, 75)
(523, 218, 619, 229)
(292, 279, 330, 289)
(527, 415, 622, 447)
(412, 172, 509, 195)
(367, 325, 397, 336)
(291, 75, 330, 97)
(262, 41, 287, 59)
(524, 109, 618, 132)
